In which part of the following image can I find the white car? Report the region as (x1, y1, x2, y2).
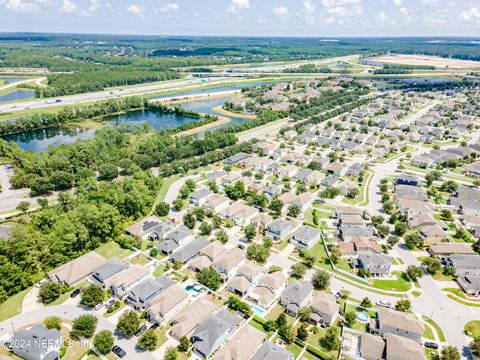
(94, 302, 106, 310)
(375, 300, 391, 308)
(35, 279, 48, 288)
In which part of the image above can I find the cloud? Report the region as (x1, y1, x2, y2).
(60, 0, 99, 16)
(421, 0, 439, 6)
(392, 0, 402, 6)
(273, 6, 288, 21)
(60, 0, 79, 13)
(80, 0, 99, 16)
(0, 0, 52, 13)
(226, 0, 249, 13)
(376, 10, 389, 23)
(156, 2, 179, 13)
(321, 0, 361, 8)
(126, 3, 144, 17)
(459, 7, 480, 22)
(303, 0, 316, 13)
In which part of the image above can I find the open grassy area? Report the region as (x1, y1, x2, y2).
(309, 241, 333, 271)
(264, 304, 295, 325)
(446, 294, 480, 307)
(0, 286, 32, 322)
(153, 264, 168, 277)
(342, 171, 372, 206)
(130, 253, 150, 265)
(95, 241, 134, 260)
(371, 271, 411, 292)
(423, 324, 435, 340)
(47, 281, 88, 306)
(465, 320, 480, 337)
(422, 316, 446, 342)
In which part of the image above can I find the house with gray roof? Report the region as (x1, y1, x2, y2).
(355, 254, 392, 277)
(447, 254, 480, 277)
(148, 220, 175, 242)
(170, 237, 210, 265)
(371, 308, 424, 342)
(125, 215, 164, 239)
(265, 219, 292, 241)
(457, 275, 480, 296)
(191, 188, 214, 206)
(225, 152, 249, 165)
(157, 225, 194, 255)
(192, 309, 241, 358)
(91, 259, 127, 286)
(280, 280, 314, 317)
(290, 225, 321, 249)
(126, 275, 175, 310)
(11, 324, 62, 360)
(251, 341, 294, 360)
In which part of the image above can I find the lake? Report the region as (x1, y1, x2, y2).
(2, 96, 244, 152)
(0, 91, 35, 103)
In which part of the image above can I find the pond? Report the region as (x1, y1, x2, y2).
(0, 91, 35, 103)
(2, 95, 245, 152)
(0, 77, 25, 83)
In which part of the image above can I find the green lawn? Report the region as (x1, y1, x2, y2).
(249, 318, 274, 338)
(465, 320, 480, 337)
(309, 242, 333, 271)
(423, 324, 435, 340)
(153, 264, 167, 277)
(264, 304, 295, 325)
(47, 281, 88, 306)
(0, 286, 32, 322)
(156, 175, 182, 204)
(286, 342, 304, 358)
(305, 324, 340, 359)
(95, 242, 134, 260)
(104, 301, 127, 318)
(422, 316, 446, 342)
(130, 253, 150, 265)
(342, 171, 372, 206)
(371, 271, 411, 292)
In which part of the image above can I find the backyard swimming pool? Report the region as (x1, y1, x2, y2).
(356, 311, 369, 322)
(252, 305, 266, 317)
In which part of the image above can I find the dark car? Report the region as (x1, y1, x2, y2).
(424, 342, 439, 350)
(112, 345, 126, 358)
(149, 323, 160, 330)
(70, 288, 82, 298)
(135, 324, 147, 337)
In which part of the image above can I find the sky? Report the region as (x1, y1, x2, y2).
(0, 0, 479, 37)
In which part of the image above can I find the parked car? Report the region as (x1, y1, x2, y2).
(135, 324, 147, 337)
(70, 288, 82, 298)
(94, 302, 105, 310)
(424, 342, 439, 350)
(334, 292, 342, 300)
(149, 323, 160, 330)
(375, 300, 391, 308)
(112, 345, 126, 358)
(105, 298, 116, 307)
(35, 279, 48, 288)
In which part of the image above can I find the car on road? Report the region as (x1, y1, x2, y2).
(70, 287, 82, 298)
(35, 279, 48, 288)
(375, 300, 391, 308)
(112, 345, 126, 358)
(135, 324, 147, 337)
(334, 292, 342, 300)
(424, 342, 439, 350)
(94, 302, 105, 310)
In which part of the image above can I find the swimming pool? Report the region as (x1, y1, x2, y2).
(252, 305, 265, 317)
(186, 285, 201, 296)
(356, 311, 369, 322)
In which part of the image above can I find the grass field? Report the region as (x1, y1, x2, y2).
(95, 242, 134, 259)
(47, 281, 88, 306)
(465, 320, 480, 337)
(422, 316, 446, 342)
(371, 271, 411, 292)
(130, 253, 150, 265)
(0, 286, 32, 322)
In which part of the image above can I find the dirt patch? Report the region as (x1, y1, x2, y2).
(368, 54, 480, 70)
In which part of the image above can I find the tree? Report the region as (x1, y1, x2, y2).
(94, 330, 114, 355)
(312, 269, 330, 290)
(178, 336, 190, 353)
(226, 296, 252, 317)
(16, 201, 30, 212)
(37, 198, 49, 208)
(80, 284, 105, 308)
(441, 345, 460, 360)
(155, 202, 170, 217)
(263, 237, 273, 249)
(263, 320, 277, 333)
(296, 323, 308, 341)
(371, 215, 385, 227)
(395, 299, 411, 312)
(44, 316, 62, 330)
(320, 326, 340, 351)
(279, 324, 295, 344)
(344, 311, 356, 327)
(269, 198, 283, 217)
(138, 329, 158, 351)
(299, 307, 312, 322)
(98, 163, 118, 181)
(246, 243, 270, 264)
(329, 247, 341, 264)
(405, 232, 423, 249)
(470, 337, 480, 357)
(421, 257, 441, 275)
(199, 222, 212, 236)
(38, 282, 64, 304)
(394, 222, 407, 236)
(376, 225, 390, 238)
(360, 297, 372, 309)
(347, 188, 359, 199)
(164, 347, 178, 360)
(387, 236, 400, 247)
(405, 265, 423, 281)
(244, 224, 257, 241)
(71, 314, 98, 339)
(173, 199, 184, 211)
(197, 266, 222, 291)
(276, 313, 287, 328)
(117, 310, 140, 337)
(216, 229, 228, 244)
(287, 204, 301, 218)
(291, 263, 307, 279)
(183, 212, 196, 229)
(268, 265, 283, 273)
(382, 200, 394, 214)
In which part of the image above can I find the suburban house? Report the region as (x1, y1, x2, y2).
(148, 220, 175, 242)
(396, 174, 420, 187)
(48, 251, 107, 286)
(309, 292, 340, 326)
(447, 254, 480, 276)
(146, 284, 189, 325)
(11, 324, 62, 360)
(212, 324, 266, 360)
(248, 272, 287, 309)
(457, 274, 480, 296)
(280, 280, 314, 317)
(227, 261, 264, 297)
(189, 241, 227, 272)
(125, 215, 164, 239)
(157, 225, 194, 255)
(170, 237, 210, 265)
(191, 309, 242, 358)
(251, 213, 273, 229)
(359, 332, 387, 360)
(214, 248, 246, 282)
(265, 219, 292, 241)
(290, 225, 322, 249)
(222, 202, 259, 226)
(371, 308, 424, 342)
(225, 152, 249, 165)
(428, 243, 475, 258)
(170, 298, 217, 340)
(355, 254, 392, 277)
(204, 193, 231, 213)
(339, 238, 382, 256)
(91, 259, 127, 286)
(191, 188, 214, 206)
(466, 161, 480, 178)
(385, 333, 425, 360)
(126, 275, 175, 310)
(251, 341, 294, 360)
